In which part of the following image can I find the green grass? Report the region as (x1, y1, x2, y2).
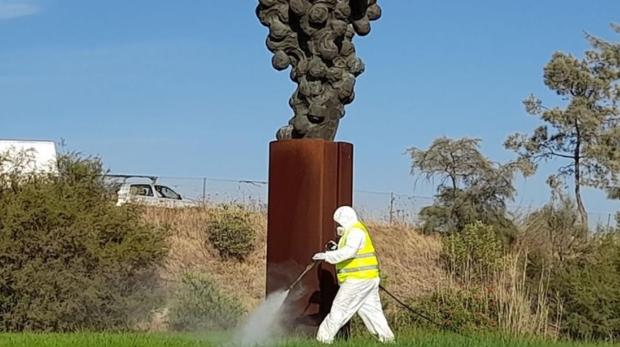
(0, 331, 614, 347)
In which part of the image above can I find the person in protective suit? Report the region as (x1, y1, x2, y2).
(312, 206, 395, 344)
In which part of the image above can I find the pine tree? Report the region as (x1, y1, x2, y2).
(505, 25, 620, 226)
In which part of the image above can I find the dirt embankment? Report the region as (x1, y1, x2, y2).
(144, 207, 446, 310)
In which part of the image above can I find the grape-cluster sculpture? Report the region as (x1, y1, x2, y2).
(257, 0, 382, 140)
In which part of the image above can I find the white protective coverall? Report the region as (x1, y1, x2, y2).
(313, 206, 395, 344)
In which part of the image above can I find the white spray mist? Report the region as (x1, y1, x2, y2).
(234, 290, 290, 347)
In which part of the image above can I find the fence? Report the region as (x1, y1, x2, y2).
(146, 176, 435, 224)
(110, 175, 617, 229)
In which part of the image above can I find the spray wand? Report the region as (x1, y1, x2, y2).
(286, 240, 337, 292)
(287, 260, 320, 292)
(300, 257, 438, 327)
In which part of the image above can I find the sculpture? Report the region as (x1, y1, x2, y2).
(257, 0, 382, 140)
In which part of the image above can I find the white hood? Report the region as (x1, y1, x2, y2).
(333, 206, 359, 229)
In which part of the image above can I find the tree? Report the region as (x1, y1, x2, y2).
(505, 25, 620, 226)
(407, 137, 531, 235)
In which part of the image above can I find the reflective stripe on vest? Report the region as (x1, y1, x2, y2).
(335, 221, 380, 283)
(337, 265, 380, 274)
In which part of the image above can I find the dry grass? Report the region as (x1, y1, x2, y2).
(367, 222, 447, 299)
(142, 207, 445, 311)
(492, 252, 555, 338)
(441, 247, 558, 338)
(143, 206, 267, 310)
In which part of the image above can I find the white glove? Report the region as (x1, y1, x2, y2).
(312, 252, 326, 261)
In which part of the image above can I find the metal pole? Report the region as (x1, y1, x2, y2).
(389, 192, 395, 225)
(202, 177, 207, 204)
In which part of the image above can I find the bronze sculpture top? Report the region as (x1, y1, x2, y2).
(257, 0, 382, 141)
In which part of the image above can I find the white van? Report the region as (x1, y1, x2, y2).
(0, 139, 58, 175)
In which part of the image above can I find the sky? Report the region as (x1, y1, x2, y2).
(1, 0, 619, 219)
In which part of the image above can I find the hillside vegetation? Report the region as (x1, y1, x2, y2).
(145, 206, 445, 312)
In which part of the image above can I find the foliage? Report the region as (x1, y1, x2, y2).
(519, 194, 620, 341)
(520, 190, 588, 265)
(442, 222, 504, 283)
(407, 137, 530, 236)
(505, 25, 620, 226)
(167, 272, 244, 331)
(206, 205, 256, 260)
(0, 153, 168, 332)
(391, 288, 498, 333)
(545, 232, 620, 341)
(607, 187, 620, 200)
(408, 137, 492, 189)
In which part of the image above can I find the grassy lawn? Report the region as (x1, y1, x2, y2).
(0, 331, 615, 347)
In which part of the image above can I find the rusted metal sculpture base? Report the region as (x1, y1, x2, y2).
(267, 139, 353, 335)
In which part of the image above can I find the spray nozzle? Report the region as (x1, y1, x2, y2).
(325, 240, 338, 251)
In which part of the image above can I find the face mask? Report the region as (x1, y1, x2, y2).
(336, 226, 345, 236)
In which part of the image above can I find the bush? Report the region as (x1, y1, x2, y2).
(547, 232, 620, 340)
(0, 153, 168, 332)
(442, 222, 504, 283)
(521, 197, 587, 264)
(390, 288, 498, 333)
(206, 205, 256, 260)
(521, 198, 620, 340)
(167, 272, 244, 331)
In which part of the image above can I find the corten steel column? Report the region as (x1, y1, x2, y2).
(267, 139, 353, 334)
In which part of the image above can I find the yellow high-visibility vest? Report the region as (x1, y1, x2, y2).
(335, 221, 380, 283)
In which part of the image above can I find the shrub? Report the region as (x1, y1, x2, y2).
(167, 272, 245, 331)
(390, 288, 498, 333)
(547, 232, 620, 340)
(521, 198, 620, 340)
(206, 205, 256, 260)
(442, 222, 504, 283)
(0, 153, 168, 332)
(520, 197, 587, 264)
